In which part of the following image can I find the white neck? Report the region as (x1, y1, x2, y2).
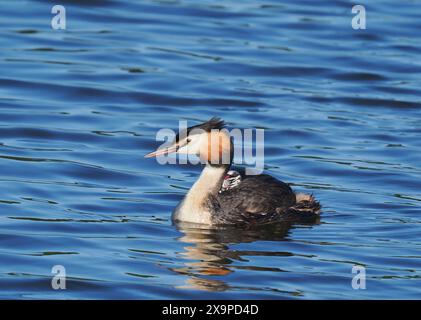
(173, 164, 227, 224)
(190, 164, 227, 198)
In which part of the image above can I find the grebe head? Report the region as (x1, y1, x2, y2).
(144, 117, 233, 166)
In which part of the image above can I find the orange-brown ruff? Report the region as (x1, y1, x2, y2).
(145, 117, 321, 225)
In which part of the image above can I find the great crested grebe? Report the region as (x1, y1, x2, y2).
(145, 117, 320, 225)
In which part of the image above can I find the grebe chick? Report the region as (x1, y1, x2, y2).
(145, 117, 321, 226)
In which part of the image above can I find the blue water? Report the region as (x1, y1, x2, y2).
(0, 0, 421, 299)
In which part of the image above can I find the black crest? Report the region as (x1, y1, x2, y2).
(189, 117, 225, 133)
(175, 117, 225, 142)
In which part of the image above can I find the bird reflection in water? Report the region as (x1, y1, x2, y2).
(170, 218, 320, 292)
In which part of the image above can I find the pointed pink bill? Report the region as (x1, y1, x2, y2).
(144, 145, 178, 158)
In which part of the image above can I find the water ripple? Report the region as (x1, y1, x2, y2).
(0, 0, 420, 299)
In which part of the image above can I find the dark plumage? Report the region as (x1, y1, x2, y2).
(207, 174, 320, 225)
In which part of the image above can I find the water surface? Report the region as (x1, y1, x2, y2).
(0, 0, 421, 299)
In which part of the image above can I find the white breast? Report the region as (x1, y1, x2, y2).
(171, 165, 226, 225)
(172, 197, 212, 224)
